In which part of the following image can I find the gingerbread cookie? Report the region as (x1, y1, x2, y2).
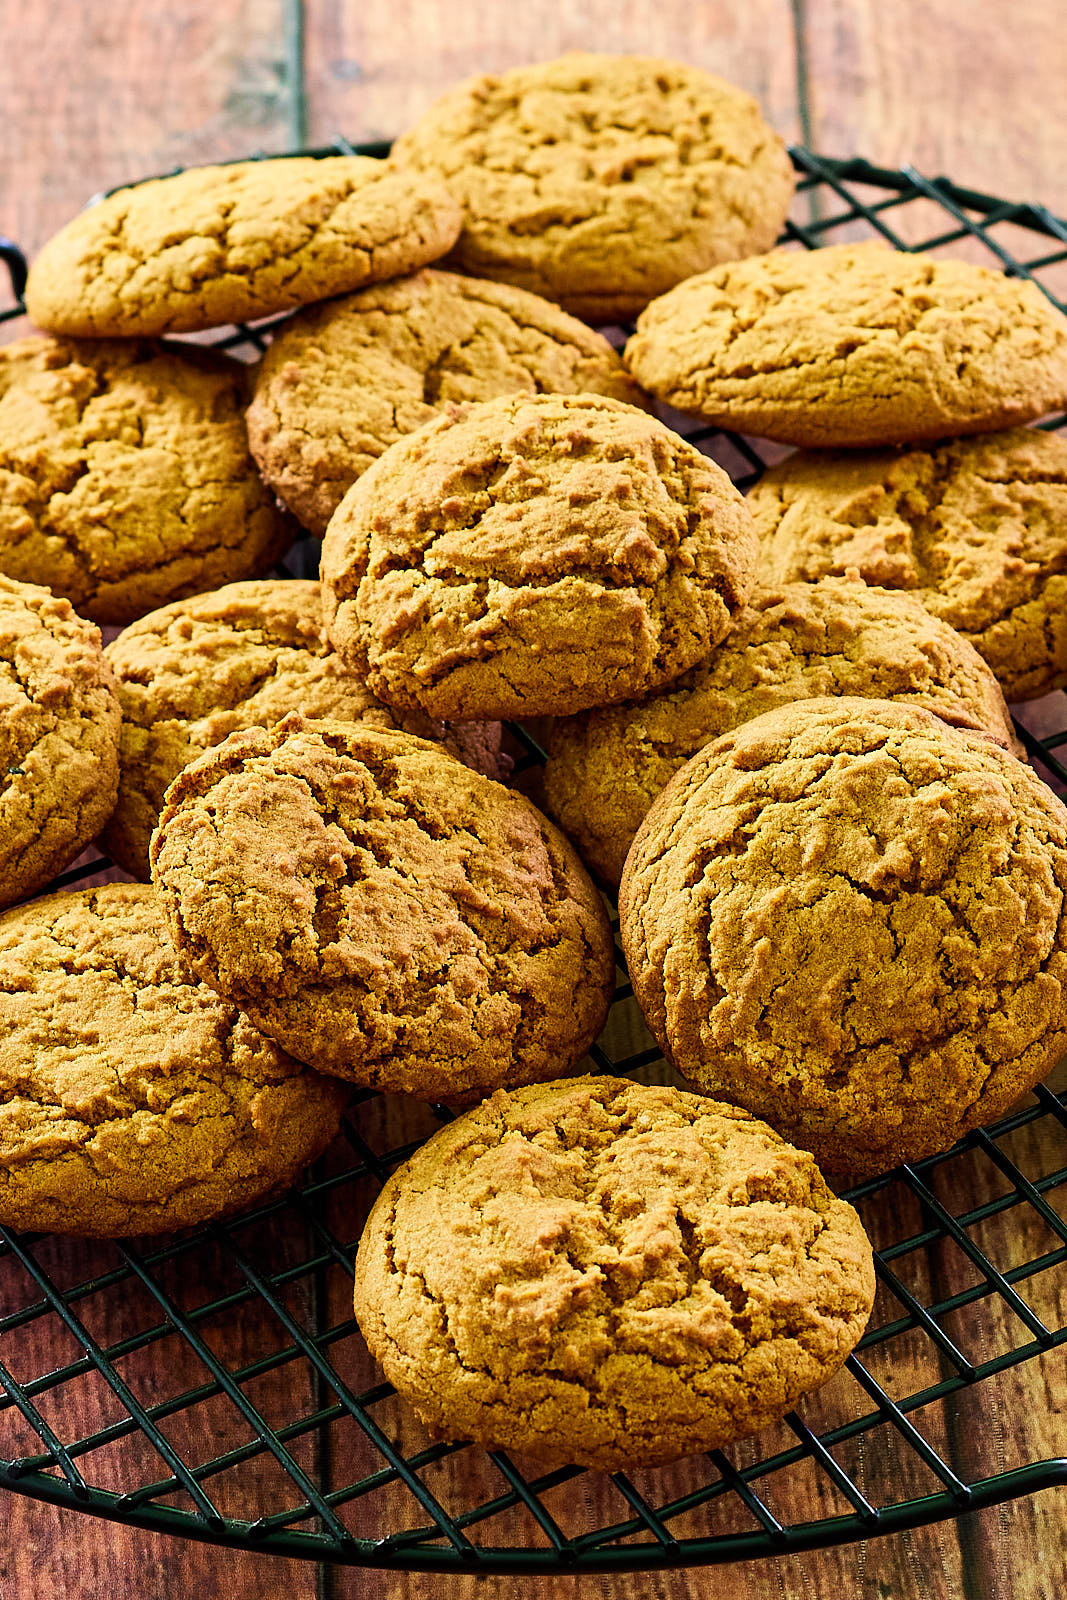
(353, 1075, 874, 1469)
(0, 574, 120, 908)
(247, 268, 648, 535)
(619, 697, 1067, 1179)
(321, 393, 758, 721)
(0, 335, 292, 624)
(24, 157, 462, 337)
(150, 718, 616, 1100)
(0, 884, 348, 1236)
(625, 242, 1067, 446)
(102, 579, 503, 879)
(750, 427, 1067, 701)
(392, 53, 795, 324)
(544, 579, 1019, 885)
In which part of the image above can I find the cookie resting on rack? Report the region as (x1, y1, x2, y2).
(320, 392, 758, 721)
(353, 1075, 875, 1470)
(102, 579, 502, 879)
(543, 578, 1019, 886)
(246, 268, 647, 536)
(619, 697, 1067, 1179)
(0, 335, 292, 624)
(0, 573, 120, 909)
(391, 52, 795, 324)
(0, 884, 348, 1237)
(749, 426, 1067, 702)
(625, 241, 1067, 447)
(149, 717, 616, 1100)
(24, 156, 462, 337)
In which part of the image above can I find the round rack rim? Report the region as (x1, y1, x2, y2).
(2, 141, 1067, 1571)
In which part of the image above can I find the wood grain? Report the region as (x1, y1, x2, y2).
(302, 0, 802, 148)
(803, 0, 1067, 216)
(0, 0, 296, 260)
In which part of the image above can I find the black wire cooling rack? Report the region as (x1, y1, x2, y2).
(1, 146, 1067, 1574)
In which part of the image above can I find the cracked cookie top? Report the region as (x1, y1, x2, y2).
(149, 717, 616, 1099)
(749, 427, 1067, 701)
(247, 268, 647, 536)
(24, 156, 462, 337)
(544, 579, 1019, 886)
(625, 241, 1067, 447)
(0, 883, 348, 1236)
(102, 579, 503, 879)
(392, 53, 795, 325)
(619, 697, 1067, 1178)
(320, 392, 758, 721)
(353, 1075, 874, 1470)
(0, 573, 120, 908)
(0, 335, 292, 623)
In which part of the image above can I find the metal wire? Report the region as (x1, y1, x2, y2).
(1, 146, 1066, 1571)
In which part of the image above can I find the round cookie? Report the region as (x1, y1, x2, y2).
(544, 579, 1019, 886)
(353, 1075, 875, 1470)
(0, 574, 120, 908)
(0, 884, 348, 1236)
(0, 335, 292, 624)
(619, 697, 1067, 1179)
(391, 53, 795, 325)
(24, 156, 462, 338)
(150, 717, 616, 1099)
(321, 392, 758, 721)
(625, 242, 1067, 446)
(102, 579, 503, 880)
(247, 268, 649, 536)
(749, 427, 1067, 701)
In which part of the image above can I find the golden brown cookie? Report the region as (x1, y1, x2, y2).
(247, 268, 649, 536)
(391, 54, 795, 325)
(24, 157, 462, 337)
(750, 427, 1067, 701)
(101, 579, 503, 880)
(150, 717, 616, 1099)
(0, 335, 292, 624)
(544, 579, 1019, 886)
(353, 1075, 875, 1470)
(0, 574, 120, 908)
(619, 697, 1067, 1179)
(0, 884, 348, 1236)
(321, 392, 758, 721)
(625, 242, 1067, 446)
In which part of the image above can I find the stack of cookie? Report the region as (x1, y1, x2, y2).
(7, 46, 1067, 1475)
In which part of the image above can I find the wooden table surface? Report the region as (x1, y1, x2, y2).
(2, 3, 1067, 1597)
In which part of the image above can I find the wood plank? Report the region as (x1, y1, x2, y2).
(302, 0, 802, 150)
(804, 0, 1067, 217)
(0, 0, 296, 262)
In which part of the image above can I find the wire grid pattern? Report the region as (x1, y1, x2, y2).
(1, 148, 1067, 1572)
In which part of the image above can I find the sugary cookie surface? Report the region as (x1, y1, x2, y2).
(321, 392, 758, 721)
(103, 578, 501, 877)
(626, 241, 1067, 446)
(392, 52, 795, 323)
(619, 697, 1067, 1177)
(0, 572, 120, 906)
(749, 427, 1067, 700)
(544, 578, 1018, 885)
(150, 718, 615, 1099)
(24, 156, 462, 336)
(0, 883, 348, 1236)
(247, 269, 646, 535)
(0, 335, 291, 623)
(354, 1075, 874, 1469)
